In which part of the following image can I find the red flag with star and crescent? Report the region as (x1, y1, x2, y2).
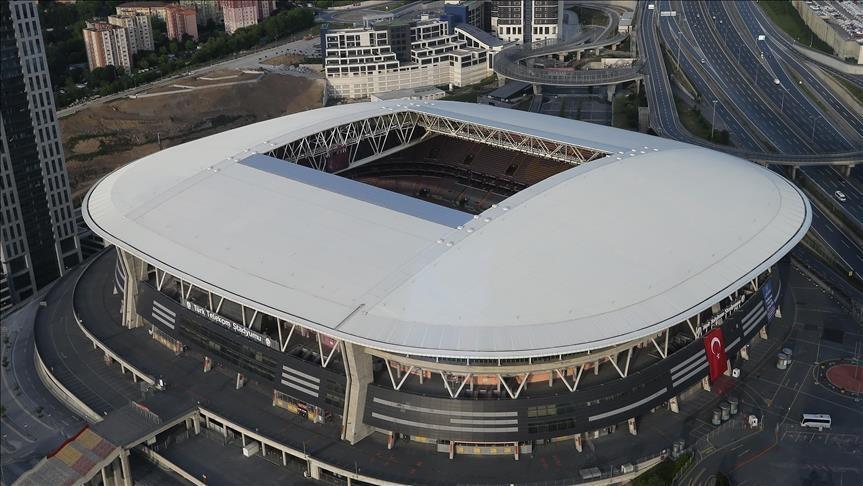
(703, 328, 728, 381)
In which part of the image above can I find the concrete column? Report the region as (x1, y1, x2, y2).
(606, 84, 616, 102)
(574, 433, 583, 452)
(282, 450, 287, 466)
(101, 466, 110, 486)
(236, 372, 245, 390)
(759, 326, 768, 340)
(842, 164, 855, 177)
(387, 432, 395, 450)
(309, 462, 321, 480)
(669, 396, 679, 413)
(262, 442, 267, 456)
(112, 458, 122, 486)
(498, 75, 507, 87)
(788, 166, 798, 180)
(532, 83, 543, 95)
(724, 359, 732, 376)
(342, 342, 374, 444)
(702, 376, 711, 392)
(628, 417, 637, 436)
(740, 345, 750, 361)
(594, 360, 600, 375)
(193, 415, 201, 435)
(119, 250, 145, 329)
(120, 451, 132, 486)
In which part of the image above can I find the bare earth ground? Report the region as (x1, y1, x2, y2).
(61, 72, 324, 203)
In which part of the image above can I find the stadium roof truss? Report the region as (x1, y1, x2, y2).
(263, 110, 609, 173)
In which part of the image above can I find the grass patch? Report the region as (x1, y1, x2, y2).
(633, 453, 692, 486)
(612, 92, 640, 130)
(758, 1, 834, 55)
(569, 5, 609, 27)
(442, 75, 498, 102)
(371, 1, 409, 11)
(832, 75, 863, 105)
(674, 96, 731, 145)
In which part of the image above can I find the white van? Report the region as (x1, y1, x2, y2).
(800, 414, 831, 431)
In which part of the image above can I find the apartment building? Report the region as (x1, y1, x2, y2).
(181, 0, 223, 26)
(108, 12, 154, 53)
(165, 5, 199, 41)
(116, 1, 170, 21)
(1, 0, 81, 308)
(221, 0, 275, 34)
(323, 18, 498, 99)
(83, 21, 134, 70)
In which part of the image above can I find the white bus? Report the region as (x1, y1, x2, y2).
(800, 414, 831, 431)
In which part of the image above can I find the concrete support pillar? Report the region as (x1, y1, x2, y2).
(498, 75, 507, 87)
(593, 430, 600, 439)
(628, 417, 637, 436)
(594, 360, 600, 375)
(342, 342, 375, 444)
(740, 345, 750, 361)
(118, 250, 145, 329)
(724, 359, 732, 376)
(788, 166, 798, 180)
(387, 432, 395, 450)
(669, 396, 680, 413)
(101, 466, 110, 486)
(203, 356, 212, 373)
(241, 433, 246, 447)
(612, 43, 617, 51)
(309, 462, 321, 480)
(236, 372, 245, 390)
(574, 433, 583, 452)
(532, 83, 542, 95)
(702, 376, 711, 392)
(606, 84, 616, 103)
(282, 450, 287, 466)
(120, 450, 132, 486)
(262, 441, 267, 456)
(759, 326, 768, 340)
(193, 415, 200, 435)
(112, 458, 122, 486)
(635, 78, 641, 94)
(842, 164, 855, 177)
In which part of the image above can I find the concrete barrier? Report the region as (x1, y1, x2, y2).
(33, 344, 102, 423)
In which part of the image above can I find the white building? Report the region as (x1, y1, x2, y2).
(323, 18, 501, 99)
(491, 0, 563, 44)
(108, 13, 154, 53)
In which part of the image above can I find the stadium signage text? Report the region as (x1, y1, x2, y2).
(184, 301, 278, 350)
(701, 294, 746, 333)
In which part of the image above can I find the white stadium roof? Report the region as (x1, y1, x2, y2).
(84, 101, 811, 358)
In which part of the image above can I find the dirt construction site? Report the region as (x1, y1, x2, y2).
(61, 70, 324, 203)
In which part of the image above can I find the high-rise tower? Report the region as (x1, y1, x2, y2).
(1, 0, 80, 310)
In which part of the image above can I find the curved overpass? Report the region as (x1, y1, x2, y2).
(493, 4, 641, 87)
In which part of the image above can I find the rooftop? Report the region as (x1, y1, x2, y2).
(83, 101, 810, 359)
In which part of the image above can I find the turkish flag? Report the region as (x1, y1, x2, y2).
(703, 328, 728, 381)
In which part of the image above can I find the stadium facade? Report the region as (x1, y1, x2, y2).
(82, 101, 809, 456)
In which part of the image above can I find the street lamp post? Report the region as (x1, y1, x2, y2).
(711, 99, 718, 141)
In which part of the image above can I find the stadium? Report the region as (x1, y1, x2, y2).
(81, 100, 809, 463)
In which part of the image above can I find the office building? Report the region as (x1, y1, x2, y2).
(1, 0, 81, 306)
(491, 0, 563, 43)
(323, 18, 499, 99)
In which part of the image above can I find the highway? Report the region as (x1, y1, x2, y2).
(805, 166, 863, 222)
(645, 1, 863, 162)
(809, 206, 863, 278)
